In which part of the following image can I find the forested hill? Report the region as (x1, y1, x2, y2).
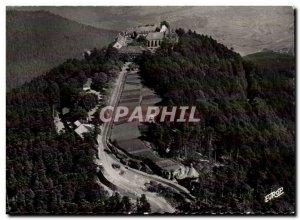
(138, 29, 295, 213)
(7, 48, 152, 214)
(244, 50, 295, 67)
(6, 10, 118, 90)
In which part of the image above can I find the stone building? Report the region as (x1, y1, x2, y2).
(146, 32, 165, 48)
(113, 33, 127, 49)
(113, 22, 178, 51)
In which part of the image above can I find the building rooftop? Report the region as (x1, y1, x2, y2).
(74, 120, 81, 127)
(155, 159, 182, 172)
(187, 167, 199, 178)
(160, 25, 168, 33)
(146, 32, 165, 41)
(175, 166, 200, 180)
(118, 46, 145, 54)
(128, 25, 157, 34)
(75, 124, 94, 138)
(62, 107, 70, 115)
(113, 42, 123, 49)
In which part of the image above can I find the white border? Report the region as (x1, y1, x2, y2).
(1, 1, 298, 220)
(1, 0, 298, 6)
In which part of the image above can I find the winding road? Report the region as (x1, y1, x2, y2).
(96, 62, 194, 213)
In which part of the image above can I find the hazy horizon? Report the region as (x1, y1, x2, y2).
(7, 6, 294, 56)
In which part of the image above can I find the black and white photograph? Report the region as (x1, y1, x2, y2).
(4, 4, 296, 216)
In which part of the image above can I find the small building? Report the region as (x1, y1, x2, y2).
(62, 107, 70, 116)
(74, 124, 94, 139)
(53, 108, 65, 133)
(155, 159, 183, 180)
(84, 49, 91, 56)
(187, 167, 200, 178)
(176, 166, 200, 180)
(154, 159, 200, 180)
(74, 120, 81, 127)
(83, 78, 92, 91)
(113, 41, 123, 49)
(160, 24, 168, 33)
(54, 117, 65, 133)
(113, 33, 127, 49)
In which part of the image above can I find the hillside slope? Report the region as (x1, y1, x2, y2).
(137, 30, 295, 213)
(6, 10, 118, 90)
(244, 50, 295, 65)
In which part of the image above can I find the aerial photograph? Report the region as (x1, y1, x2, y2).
(6, 6, 295, 215)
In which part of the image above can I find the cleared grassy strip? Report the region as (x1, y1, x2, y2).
(120, 94, 140, 99)
(116, 138, 149, 154)
(142, 94, 159, 100)
(111, 122, 141, 141)
(119, 98, 140, 104)
(122, 88, 140, 93)
(141, 98, 162, 106)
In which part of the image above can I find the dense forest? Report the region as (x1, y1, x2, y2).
(6, 23, 295, 214)
(6, 10, 118, 90)
(6, 47, 151, 214)
(137, 29, 295, 213)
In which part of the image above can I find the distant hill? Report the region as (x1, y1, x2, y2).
(244, 50, 294, 66)
(18, 6, 294, 56)
(6, 10, 118, 90)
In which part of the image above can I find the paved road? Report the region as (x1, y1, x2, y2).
(96, 62, 193, 213)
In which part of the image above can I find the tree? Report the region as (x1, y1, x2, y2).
(160, 21, 170, 29)
(69, 106, 87, 120)
(175, 28, 185, 36)
(92, 72, 108, 91)
(121, 196, 132, 212)
(93, 125, 101, 137)
(79, 93, 98, 111)
(6, 46, 127, 214)
(136, 36, 148, 46)
(136, 194, 151, 213)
